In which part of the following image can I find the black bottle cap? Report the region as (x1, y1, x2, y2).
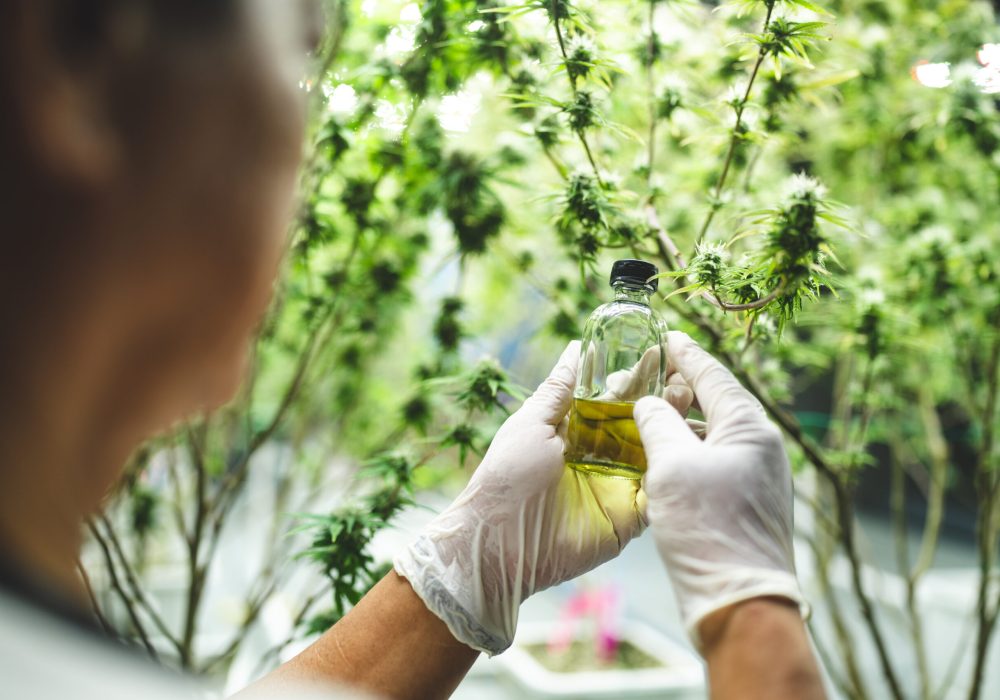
(610, 259, 659, 292)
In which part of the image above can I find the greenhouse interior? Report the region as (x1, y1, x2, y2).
(1, 0, 999, 699)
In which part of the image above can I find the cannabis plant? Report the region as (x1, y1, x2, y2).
(85, 0, 1000, 697)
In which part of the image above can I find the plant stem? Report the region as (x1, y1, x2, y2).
(87, 523, 159, 661)
(807, 524, 867, 699)
(76, 559, 117, 640)
(849, 353, 877, 463)
(696, 1, 775, 245)
(967, 319, 1000, 700)
(736, 362, 905, 700)
(648, 205, 686, 271)
(96, 515, 183, 655)
(551, 3, 604, 186)
(645, 0, 658, 194)
(542, 145, 569, 179)
(890, 434, 933, 700)
(664, 297, 906, 699)
(905, 386, 949, 700)
(639, 0, 693, 275)
(710, 280, 786, 312)
(181, 424, 209, 668)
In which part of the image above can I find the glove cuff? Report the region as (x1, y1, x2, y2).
(682, 571, 806, 652)
(394, 535, 512, 656)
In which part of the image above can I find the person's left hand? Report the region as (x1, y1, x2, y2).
(394, 342, 685, 655)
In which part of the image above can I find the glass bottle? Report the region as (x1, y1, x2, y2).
(564, 259, 668, 479)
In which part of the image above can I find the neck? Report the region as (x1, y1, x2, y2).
(0, 263, 126, 605)
(0, 448, 87, 602)
(613, 285, 651, 305)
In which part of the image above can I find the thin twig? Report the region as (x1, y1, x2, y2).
(807, 527, 867, 699)
(77, 559, 117, 640)
(696, 1, 776, 244)
(179, 423, 210, 667)
(808, 617, 858, 700)
(551, 3, 604, 185)
(890, 435, 931, 700)
(966, 317, 1000, 700)
(647, 204, 685, 271)
(664, 297, 906, 699)
(645, 0, 658, 194)
(87, 523, 160, 661)
(97, 514, 183, 655)
(710, 280, 786, 312)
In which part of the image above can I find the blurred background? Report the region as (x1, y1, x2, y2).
(81, 0, 1000, 698)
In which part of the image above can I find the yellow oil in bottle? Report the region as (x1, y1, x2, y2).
(564, 397, 646, 480)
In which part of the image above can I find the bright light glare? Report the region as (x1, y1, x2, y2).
(325, 84, 359, 116)
(978, 43, 1000, 67)
(375, 100, 407, 135)
(973, 66, 1000, 94)
(975, 44, 1000, 94)
(437, 91, 482, 132)
(383, 25, 417, 58)
(911, 61, 952, 88)
(400, 3, 422, 23)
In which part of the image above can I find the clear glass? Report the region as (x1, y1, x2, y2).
(564, 282, 668, 479)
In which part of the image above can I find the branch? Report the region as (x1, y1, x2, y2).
(663, 297, 905, 699)
(551, 3, 604, 186)
(87, 522, 160, 661)
(889, 433, 931, 700)
(200, 576, 282, 675)
(696, 1, 775, 244)
(180, 424, 210, 667)
(935, 613, 979, 700)
(966, 319, 1000, 700)
(77, 559, 117, 640)
(911, 387, 948, 582)
(644, 0, 658, 194)
(647, 203, 686, 271)
(806, 527, 868, 699)
(710, 281, 786, 312)
(165, 445, 190, 544)
(733, 360, 905, 700)
(96, 514, 183, 656)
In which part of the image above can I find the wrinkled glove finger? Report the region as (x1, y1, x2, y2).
(663, 380, 694, 416)
(667, 331, 770, 444)
(634, 395, 702, 459)
(667, 372, 699, 414)
(603, 345, 663, 402)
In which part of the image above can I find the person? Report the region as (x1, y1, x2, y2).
(0, 1, 827, 698)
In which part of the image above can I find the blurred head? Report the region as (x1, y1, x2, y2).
(0, 1, 321, 512)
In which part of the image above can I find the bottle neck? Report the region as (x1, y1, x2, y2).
(612, 283, 652, 305)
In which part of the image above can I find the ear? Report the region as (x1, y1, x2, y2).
(31, 79, 121, 188)
(9, 3, 124, 190)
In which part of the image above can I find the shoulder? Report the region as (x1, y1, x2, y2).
(0, 589, 199, 700)
(0, 590, 380, 700)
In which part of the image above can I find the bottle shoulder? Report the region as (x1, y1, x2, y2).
(586, 299, 667, 325)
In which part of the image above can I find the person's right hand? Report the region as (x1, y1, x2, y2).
(633, 332, 805, 650)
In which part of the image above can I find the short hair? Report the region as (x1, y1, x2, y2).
(50, 0, 236, 55)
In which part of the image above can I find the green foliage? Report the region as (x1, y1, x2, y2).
(94, 0, 1000, 693)
(297, 454, 415, 629)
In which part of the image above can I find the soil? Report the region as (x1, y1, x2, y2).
(524, 640, 664, 673)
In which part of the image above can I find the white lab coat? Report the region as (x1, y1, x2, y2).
(0, 587, 371, 700)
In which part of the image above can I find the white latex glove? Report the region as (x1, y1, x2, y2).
(394, 342, 649, 656)
(633, 331, 805, 650)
